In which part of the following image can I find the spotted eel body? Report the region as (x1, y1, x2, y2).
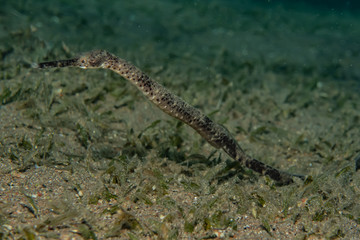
(37, 50, 303, 185)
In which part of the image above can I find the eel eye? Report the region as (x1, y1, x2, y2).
(79, 58, 88, 68)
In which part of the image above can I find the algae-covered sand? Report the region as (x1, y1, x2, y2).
(1, 0, 360, 239)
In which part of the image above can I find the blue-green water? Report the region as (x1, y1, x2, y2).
(2, 0, 358, 89)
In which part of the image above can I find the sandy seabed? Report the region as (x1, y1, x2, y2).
(1, 0, 360, 239)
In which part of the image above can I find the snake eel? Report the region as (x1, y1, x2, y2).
(36, 50, 304, 185)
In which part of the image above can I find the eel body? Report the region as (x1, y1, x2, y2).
(37, 50, 303, 185)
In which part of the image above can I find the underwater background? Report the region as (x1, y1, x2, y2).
(0, 0, 359, 239)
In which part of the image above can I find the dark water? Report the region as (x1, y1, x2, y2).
(219, 0, 360, 11)
(278, 0, 360, 10)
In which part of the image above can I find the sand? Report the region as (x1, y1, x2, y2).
(1, 0, 359, 239)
